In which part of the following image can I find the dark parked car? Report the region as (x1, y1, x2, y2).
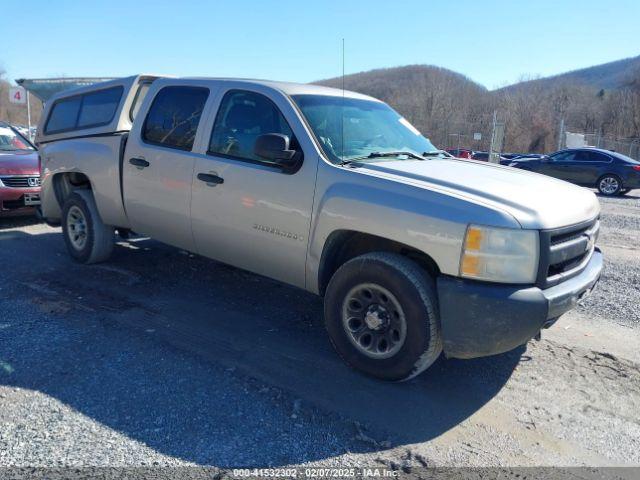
(499, 153, 522, 160)
(513, 153, 546, 160)
(509, 148, 640, 196)
(471, 151, 489, 161)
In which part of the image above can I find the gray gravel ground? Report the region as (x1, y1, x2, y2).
(1, 189, 640, 476)
(579, 191, 640, 327)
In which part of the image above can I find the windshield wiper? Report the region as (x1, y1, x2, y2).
(421, 150, 448, 157)
(340, 151, 425, 166)
(367, 151, 426, 160)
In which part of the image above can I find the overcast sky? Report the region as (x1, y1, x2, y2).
(3, 0, 639, 89)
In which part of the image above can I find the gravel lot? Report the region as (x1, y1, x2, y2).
(1, 189, 640, 476)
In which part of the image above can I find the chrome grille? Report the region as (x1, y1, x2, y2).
(538, 218, 599, 288)
(0, 176, 41, 188)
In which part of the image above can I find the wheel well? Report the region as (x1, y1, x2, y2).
(318, 230, 440, 296)
(597, 173, 622, 181)
(53, 172, 92, 209)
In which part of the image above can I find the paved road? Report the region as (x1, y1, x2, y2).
(1, 190, 639, 472)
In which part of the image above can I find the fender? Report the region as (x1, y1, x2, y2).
(305, 177, 520, 294)
(40, 133, 130, 228)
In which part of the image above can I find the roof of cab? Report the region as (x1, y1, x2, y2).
(179, 77, 381, 102)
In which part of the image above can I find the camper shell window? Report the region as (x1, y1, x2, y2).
(45, 86, 124, 135)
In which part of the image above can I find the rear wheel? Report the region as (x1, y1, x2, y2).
(597, 174, 623, 196)
(324, 252, 442, 381)
(62, 191, 114, 264)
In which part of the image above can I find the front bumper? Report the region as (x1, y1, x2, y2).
(0, 186, 41, 215)
(437, 248, 603, 359)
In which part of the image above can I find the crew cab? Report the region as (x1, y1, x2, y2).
(0, 122, 40, 217)
(36, 76, 603, 381)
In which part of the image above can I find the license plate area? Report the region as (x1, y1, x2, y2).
(24, 193, 41, 206)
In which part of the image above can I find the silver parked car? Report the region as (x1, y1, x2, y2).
(36, 75, 602, 380)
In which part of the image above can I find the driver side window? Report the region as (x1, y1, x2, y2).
(549, 151, 576, 162)
(208, 90, 295, 163)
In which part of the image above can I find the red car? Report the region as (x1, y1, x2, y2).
(446, 148, 473, 159)
(0, 123, 40, 217)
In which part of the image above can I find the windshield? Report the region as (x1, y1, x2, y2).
(292, 95, 437, 164)
(0, 126, 35, 152)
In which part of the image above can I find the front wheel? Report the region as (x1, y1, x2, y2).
(324, 252, 442, 381)
(62, 191, 114, 264)
(597, 174, 623, 196)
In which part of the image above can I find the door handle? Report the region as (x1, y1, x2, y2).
(129, 157, 150, 168)
(197, 173, 224, 186)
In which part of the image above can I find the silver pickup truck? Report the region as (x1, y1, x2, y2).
(36, 75, 603, 381)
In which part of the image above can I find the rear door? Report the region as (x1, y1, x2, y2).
(576, 150, 612, 185)
(189, 86, 317, 289)
(123, 83, 213, 251)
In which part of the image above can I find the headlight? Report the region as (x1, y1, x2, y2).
(460, 225, 539, 284)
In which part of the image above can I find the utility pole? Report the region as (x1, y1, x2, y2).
(26, 91, 32, 142)
(489, 111, 505, 163)
(489, 111, 497, 161)
(557, 118, 565, 150)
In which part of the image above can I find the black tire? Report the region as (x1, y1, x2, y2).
(324, 252, 442, 381)
(597, 174, 623, 196)
(62, 191, 114, 264)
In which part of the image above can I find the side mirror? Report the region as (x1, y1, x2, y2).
(254, 133, 298, 168)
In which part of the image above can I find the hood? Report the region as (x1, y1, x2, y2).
(0, 151, 39, 176)
(355, 158, 600, 229)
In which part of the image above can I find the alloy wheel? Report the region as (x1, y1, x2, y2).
(600, 176, 620, 195)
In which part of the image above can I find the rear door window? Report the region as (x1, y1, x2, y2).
(142, 86, 210, 151)
(576, 151, 610, 162)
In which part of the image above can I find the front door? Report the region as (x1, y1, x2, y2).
(123, 85, 211, 251)
(542, 151, 577, 182)
(190, 88, 316, 289)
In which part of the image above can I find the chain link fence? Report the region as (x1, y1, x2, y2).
(563, 131, 640, 160)
(443, 113, 506, 161)
(445, 118, 640, 161)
